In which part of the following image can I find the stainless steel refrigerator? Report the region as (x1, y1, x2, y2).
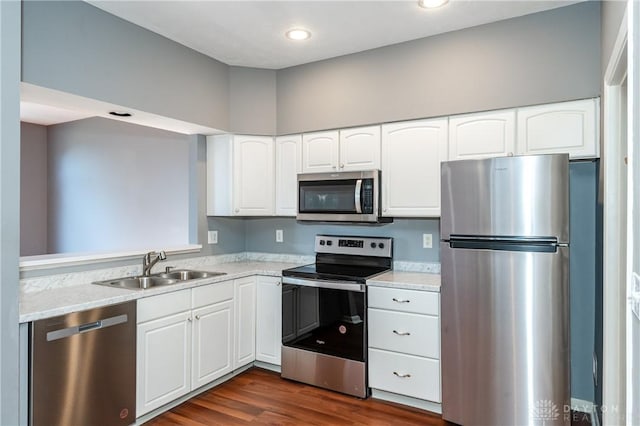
(440, 154, 570, 425)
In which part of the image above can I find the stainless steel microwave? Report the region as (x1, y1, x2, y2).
(296, 170, 391, 223)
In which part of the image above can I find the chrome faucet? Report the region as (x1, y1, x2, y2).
(142, 251, 167, 276)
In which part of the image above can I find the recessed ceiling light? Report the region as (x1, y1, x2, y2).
(109, 111, 132, 117)
(285, 29, 311, 41)
(418, 0, 449, 9)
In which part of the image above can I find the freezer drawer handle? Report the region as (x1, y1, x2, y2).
(392, 298, 410, 303)
(393, 372, 411, 378)
(393, 330, 411, 336)
(46, 314, 128, 342)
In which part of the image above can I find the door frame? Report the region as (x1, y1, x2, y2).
(625, 1, 639, 424)
(602, 4, 628, 425)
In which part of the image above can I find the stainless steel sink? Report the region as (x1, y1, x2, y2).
(93, 269, 227, 290)
(156, 270, 225, 281)
(94, 276, 179, 290)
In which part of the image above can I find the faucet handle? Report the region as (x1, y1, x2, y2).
(165, 266, 174, 273)
(159, 250, 167, 260)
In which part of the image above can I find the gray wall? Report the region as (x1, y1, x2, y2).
(1, 1, 21, 423)
(47, 117, 190, 253)
(229, 67, 277, 135)
(276, 2, 601, 134)
(569, 161, 598, 402)
(22, 1, 230, 131)
(244, 218, 439, 262)
(20, 122, 48, 256)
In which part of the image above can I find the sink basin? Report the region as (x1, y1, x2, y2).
(94, 276, 179, 290)
(93, 269, 227, 290)
(155, 270, 226, 281)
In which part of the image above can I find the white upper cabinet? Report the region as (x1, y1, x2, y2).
(207, 134, 274, 216)
(339, 126, 381, 171)
(517, 98, 599, 159)
(448, 110, 516, 160)
(302, 127, 381, 173)
(301, 130, 339, 173)
(275, 135, 302, 216)
(381, 118, 448, 217)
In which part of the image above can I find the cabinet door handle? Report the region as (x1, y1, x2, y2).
(316, 340, 325, 345)
(187, 317, 193, 322)
(340, 164, 344, 169)
(393, 330, 411, 336)
(277, 280, 281, 286)
(195, 315, 201, 320)
(392, 298, 410, 303)
(393, 372, 411, 378)
(234, 208, 240, 213)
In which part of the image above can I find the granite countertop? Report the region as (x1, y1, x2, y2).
(19, 261, 304, 323)
(367, 270, 441, 292)
(20, 258, 441, 323)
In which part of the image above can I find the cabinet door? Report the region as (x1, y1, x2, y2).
(255, 276, 282, 365)
(233, 135, 275, 216)
(448, 110, 516, 160)
(381, 118, 448, 217)
(192, 300, 234, 389)
(302, 131, 339, 173)
(517, 98, 599, 159)
(275, 135, 302, 216)
(137, 311, 191, 417)
(339, 126, 381, 171)
(234, 277, 256, 368)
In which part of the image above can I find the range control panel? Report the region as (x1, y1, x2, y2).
(315, 235, 393, 258)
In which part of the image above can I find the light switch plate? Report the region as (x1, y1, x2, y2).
(276, 229, 283, 243)
(208, 230, 218, 244)
(422, 233, 433, 249)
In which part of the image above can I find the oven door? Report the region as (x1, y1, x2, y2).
(282, 277, 366, 362)
(296, 170, 380, 222)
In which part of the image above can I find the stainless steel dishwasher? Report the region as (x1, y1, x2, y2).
(30, 301, 136, 426)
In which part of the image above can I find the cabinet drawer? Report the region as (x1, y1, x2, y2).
(138, 289, 191, 323)
(368, 309, 439, 358)
(369, 348, 440, 403)
(192, 280, 233, 309)
(368, 286, 439, 315)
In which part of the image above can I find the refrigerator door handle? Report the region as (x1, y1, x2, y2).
(449, 239, 559, 253)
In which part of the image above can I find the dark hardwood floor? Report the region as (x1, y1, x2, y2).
(145, 368, 591, 426)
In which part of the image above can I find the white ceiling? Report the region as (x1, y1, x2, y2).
(86, 0, 582, 70)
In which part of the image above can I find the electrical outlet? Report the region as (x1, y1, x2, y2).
(208, 230, 218, 244)
(276, 229, 284, 243)
(422, 233, 433, 249)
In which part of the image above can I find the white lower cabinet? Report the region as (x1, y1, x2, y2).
(191, 282, 235, 389)
(234, 276, 257, 368)
(137, 280, 235, 417)
(367, 286, 441, 405)
(255, 276, 282, 365)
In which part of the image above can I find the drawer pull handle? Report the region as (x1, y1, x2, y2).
(316, 340, 325, 345)
(392, 298, 410, 303)
(393, 372, 411, 378)
(393, 330, 411, 336)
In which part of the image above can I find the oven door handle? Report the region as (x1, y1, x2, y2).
(282, 277, 366, 293)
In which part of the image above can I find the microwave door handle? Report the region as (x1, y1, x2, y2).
(354, 179, 363, 214)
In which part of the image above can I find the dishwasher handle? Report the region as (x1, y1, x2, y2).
(46, 314, 129, 342)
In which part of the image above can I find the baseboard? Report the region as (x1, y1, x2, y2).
(371, 389, 442, 414)
(254, 360, 281, 373)
(571, 398, 599, 426)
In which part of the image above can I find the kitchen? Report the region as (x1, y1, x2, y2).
(0, 1, 637, 425)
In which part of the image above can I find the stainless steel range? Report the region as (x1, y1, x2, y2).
(281, 235, 393, 398)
